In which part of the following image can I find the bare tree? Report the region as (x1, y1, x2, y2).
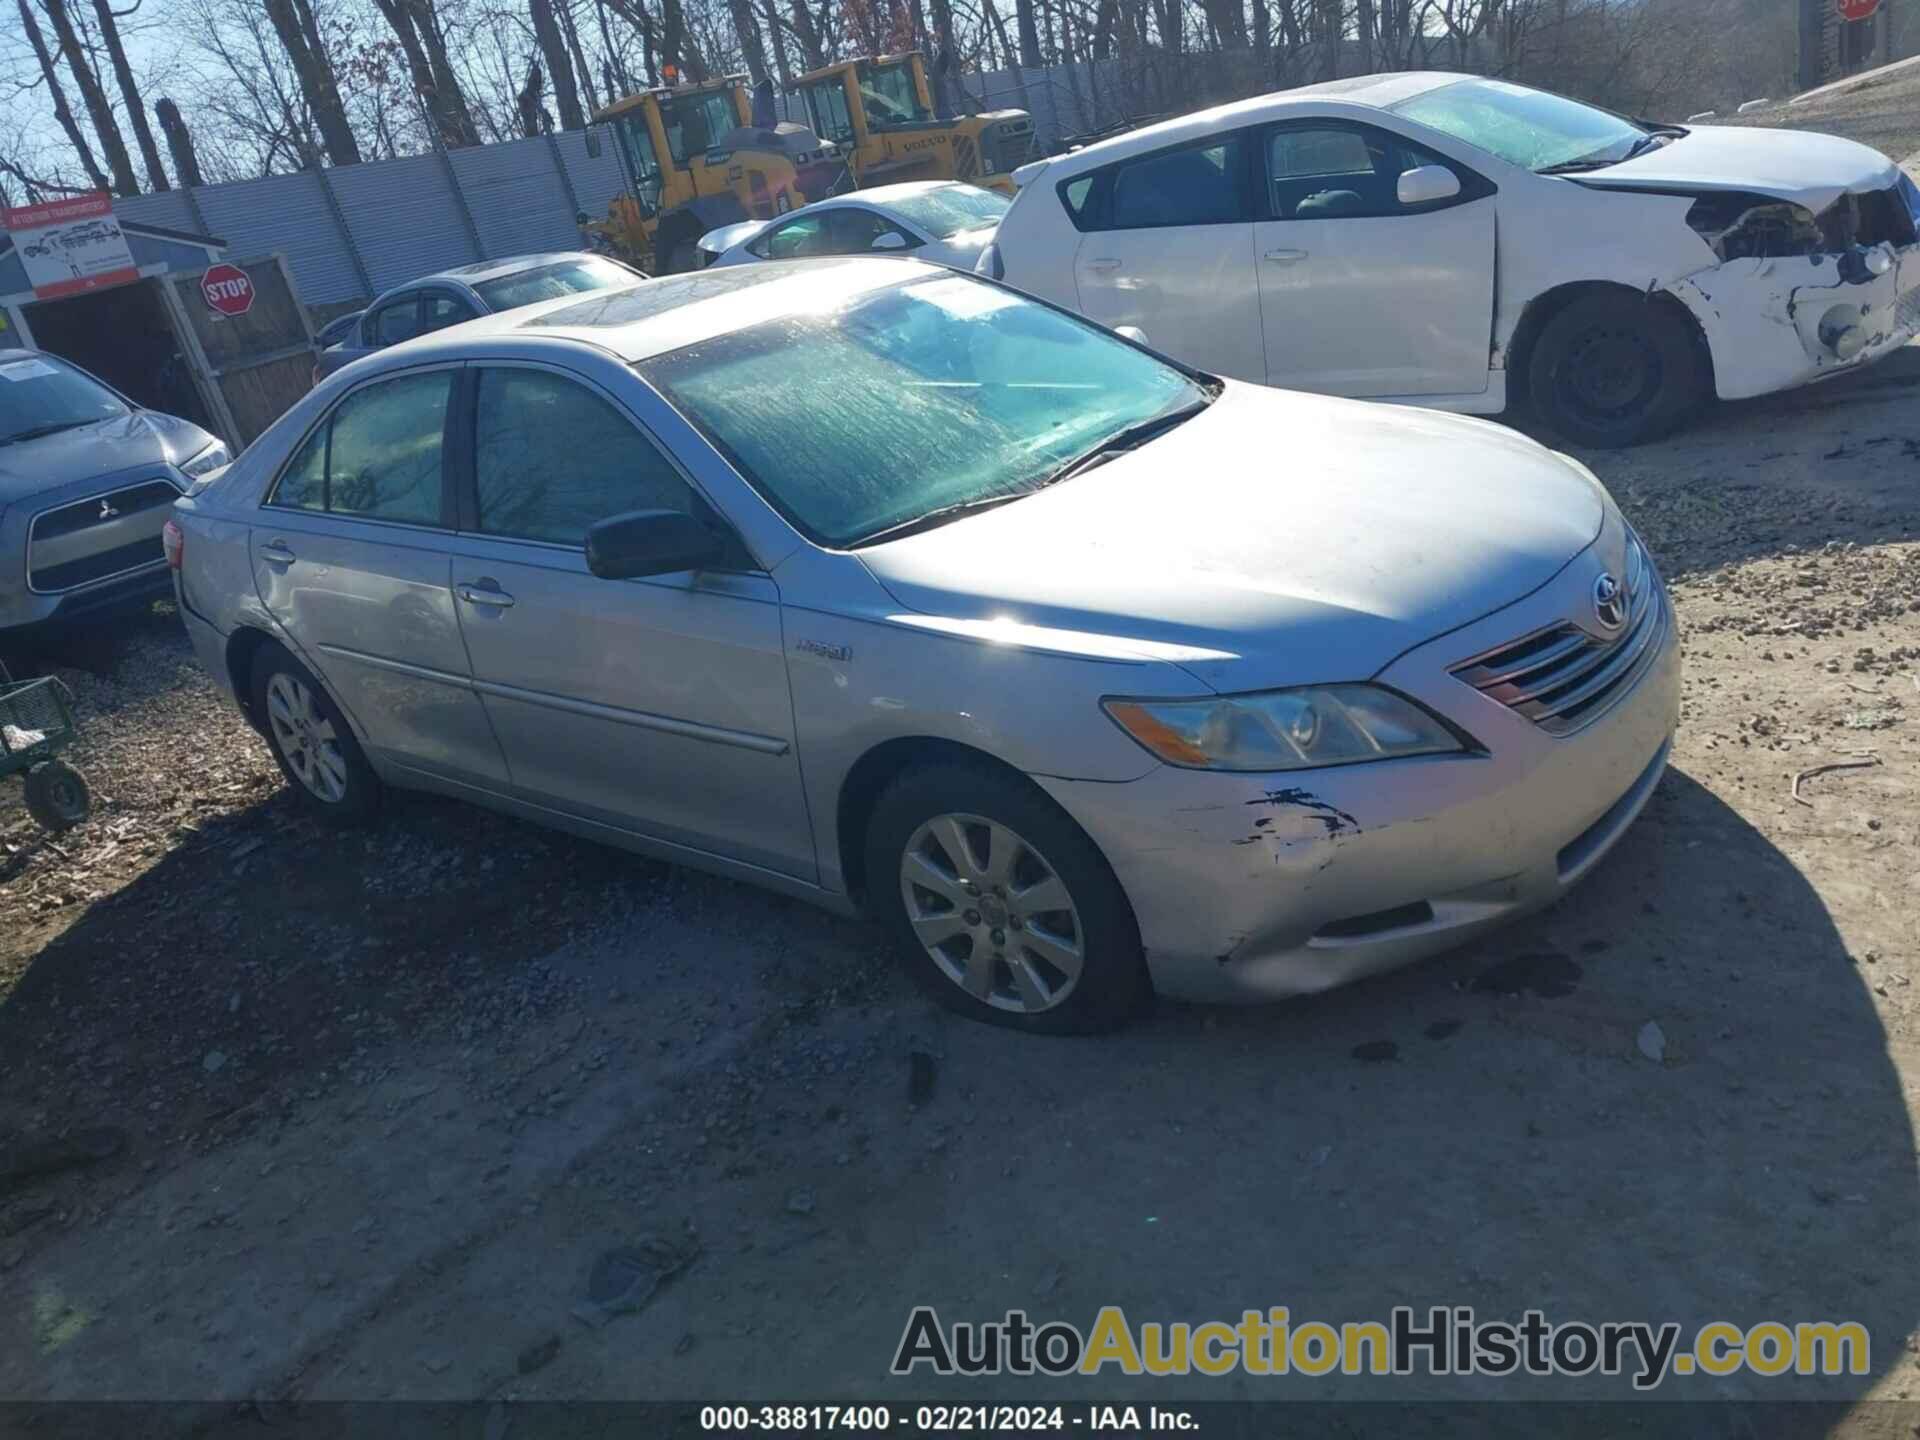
(13, 0, 111, 190)
(39, 0, 140, 192)
(371, 0, 482, 145)
(528, 0, 585, 125)
(262, 0, 363, 163)
(88, 0, 167, 187)
(154, 95, 205, 184)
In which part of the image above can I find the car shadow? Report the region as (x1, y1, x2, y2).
(892, 764, 1918, 1418)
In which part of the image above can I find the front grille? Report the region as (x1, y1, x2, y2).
(952, 134, 980, 180)
(27, 478, 181, 593)
(1450, 536, 1667, 736)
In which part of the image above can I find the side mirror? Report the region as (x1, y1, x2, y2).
(586, 509, 726, 580)
(584, 127, 603, 159)
(870, 231, 909, 251)
(1397, 165, 1461, 207)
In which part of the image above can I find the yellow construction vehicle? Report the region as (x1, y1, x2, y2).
(586, 73, 841, 272)
(786, 52, 1036, 198)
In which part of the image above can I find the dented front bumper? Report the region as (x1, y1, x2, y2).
(1668, 241, 1920, 401)
(1036, 542, 1681, 1003)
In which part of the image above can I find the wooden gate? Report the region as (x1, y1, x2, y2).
(161, 254, 314, 449)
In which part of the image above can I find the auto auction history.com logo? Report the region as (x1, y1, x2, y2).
(891, 1305, 1870, 1391)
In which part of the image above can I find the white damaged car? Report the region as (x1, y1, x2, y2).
(984, 73, 1920, 445)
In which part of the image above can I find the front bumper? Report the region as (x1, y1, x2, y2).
(1669, 241, 1920, 402)
(1038, 544, 1681, 1003)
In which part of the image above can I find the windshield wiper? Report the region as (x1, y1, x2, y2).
(0, 420, 91, 446)
(1539, 128, 1684, 175)
(851, 490, 1034, 547)
(1041, 396, 1213, 488)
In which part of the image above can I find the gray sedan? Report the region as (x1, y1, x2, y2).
(313, 252, 641, 381)
(169, 260, 1677, 1033)
(1, 348, 227, 634)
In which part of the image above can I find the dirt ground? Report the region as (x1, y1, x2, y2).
(3, 339, 1920, 1426)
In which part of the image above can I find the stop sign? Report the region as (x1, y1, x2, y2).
(1837, 0, 1879, 22)
(201, 263, 255, 317)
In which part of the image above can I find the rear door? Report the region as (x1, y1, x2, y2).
(446, 362, 815, 881)
(1253, 121, 1496, 398)
(250, 363, 510, 789)
(1070, 132, 1263, 382)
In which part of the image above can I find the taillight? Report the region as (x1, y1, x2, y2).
(162, 518, 185, 570)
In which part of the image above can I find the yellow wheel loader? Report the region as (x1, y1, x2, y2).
(586, 74, 841, 273)
(786, 52, 1036, 199)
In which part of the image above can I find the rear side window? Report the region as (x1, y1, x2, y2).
(472, 369, 696, 545)
(269, 371, 451, 525)
(1105, 137, 1247, 229)
(371, 297, 421, 346)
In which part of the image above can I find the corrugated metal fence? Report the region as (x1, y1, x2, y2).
(115, 131, 629, 310)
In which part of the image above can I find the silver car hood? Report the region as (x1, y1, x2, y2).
(857, 382, 1606, 691)
(0, 411, 210, 507)
(1570, 124, 1899, 212)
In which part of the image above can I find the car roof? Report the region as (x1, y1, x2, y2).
(1039, 70, 1467, 177)
(367, 258, 942, 368)
(365, 252, 605, 308)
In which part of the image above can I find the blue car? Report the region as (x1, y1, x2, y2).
(0, 347, 228, 634)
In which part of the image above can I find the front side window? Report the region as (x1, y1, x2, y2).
(753, 214, 832, 259)
(644, 273, 1209, 547)
(0, 354, 126, 446)
(473, 369, 695, 545)
(662, 92, 738, 163)
(886, 185, 1010, 239)
(269, 371, 450, 524)
(803, 81, 855, 147)
(372, 297, 421, 346)
(1265, 125, 1462, 220)
(830, 209, 915, 251)
(859, 62, 928, 126)
(1389, 78, 1649, 173)
(1106, 137, 1246, 230)
(474, 257, 635, 312)
(612, 113, 663, 215)
(422, 293, 479, 332)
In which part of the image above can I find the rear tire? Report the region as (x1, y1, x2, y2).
(250, 643, 381, 825)
(1526, 292, 1704, 448)
(864, 761, 1149, 1034)
(24, 759, 90, 832)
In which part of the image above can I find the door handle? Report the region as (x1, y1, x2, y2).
(456, 581, 515, 609)
(1263, 248, 1309, 263)
(258, 541, 295, 565)
(1085, 257, 1121, 272)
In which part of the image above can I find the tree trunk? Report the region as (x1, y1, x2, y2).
(1091, 0, 1118, 57)
(760, 0, 792, 82)
(372, 0, 480, 146)
(154, 97, 204, 186)
(39, 0, 139, 194)
(530, 0, 586, 127)
(786, 0, 826, 66)
(14, 0, 109, 191)
(517, 58, 547, 135)
(557, 0, 602, 114)
(658, 0, 705, 77)
(264, 0, 363, 164)
(728, 0, 770, 82)
(89, 0, 167, 188)
(1014, 0, 1043, 64)
(412, 0, 482, 143)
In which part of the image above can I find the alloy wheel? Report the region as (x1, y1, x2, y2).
(265, 672, 349, 804)
(898, 812, 1086, 1014)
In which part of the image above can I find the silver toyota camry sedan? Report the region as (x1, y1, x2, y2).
(168, 258, 1678, 1034)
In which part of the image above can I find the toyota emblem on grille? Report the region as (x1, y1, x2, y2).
(1592, 572, 1628, 632)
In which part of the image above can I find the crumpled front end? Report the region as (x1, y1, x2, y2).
(1666, 176, 1920, 400)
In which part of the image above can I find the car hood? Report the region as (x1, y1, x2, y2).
(1571, 124, 1899, 212)
(0, 410, 211, 507)
(857, 382, 1607, 692)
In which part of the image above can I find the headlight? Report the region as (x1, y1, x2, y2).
(181, 441, 231, 478)
(1103, 684, 1468, 772)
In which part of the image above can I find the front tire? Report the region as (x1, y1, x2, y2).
(250, 643, 381, 824)
(864, 762, 1149, 1034)
(1526, 293, 1705, 448)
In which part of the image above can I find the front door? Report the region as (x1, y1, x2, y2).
(1071, 132, 1264, 382)
(447, 363, 816, 882)
(250, 363, 511, 789)
(1254, 121, 1496, 398)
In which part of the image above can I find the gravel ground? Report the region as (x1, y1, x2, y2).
(2, 348, 1919, 1420)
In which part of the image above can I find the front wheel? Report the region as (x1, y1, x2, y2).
(24, 759, 90, 832)
(865, 762, 1149, 1034)
(1526, 293, 1705, 448)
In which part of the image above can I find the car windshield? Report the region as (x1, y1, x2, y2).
(475, 257, 635, 311)
(644, 273, 1209, 547)
(1390, 77, 1651, 173)
(0, 353, 126, 446)
(886, 185, 1011, 240)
